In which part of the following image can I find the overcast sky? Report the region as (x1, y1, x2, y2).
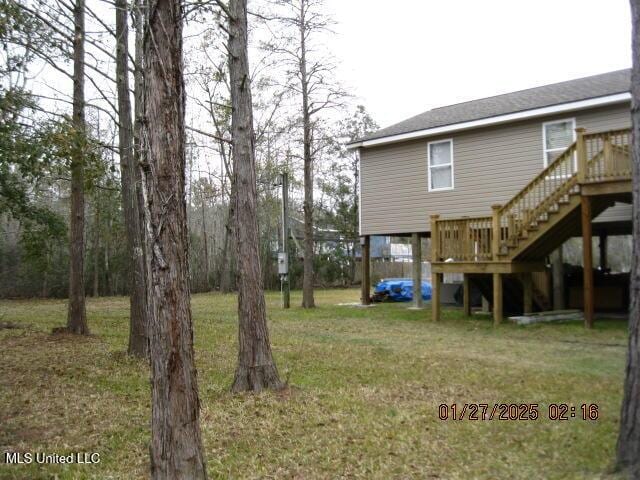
(322, 0, 631, 129)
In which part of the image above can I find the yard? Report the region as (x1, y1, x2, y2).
(0, 289, 629, 479)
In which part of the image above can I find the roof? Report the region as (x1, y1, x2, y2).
(351, 69, 630, 147)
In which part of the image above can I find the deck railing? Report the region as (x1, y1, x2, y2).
(585, 128, 631, 182)
(431, 128, 631, 263)
(432, 215, 493, 262)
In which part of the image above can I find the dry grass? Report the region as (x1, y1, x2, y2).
(0, 289, 629, 479)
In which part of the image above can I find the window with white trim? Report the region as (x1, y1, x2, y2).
(542, 118, 576, 166)
(428, 139, 453, 191)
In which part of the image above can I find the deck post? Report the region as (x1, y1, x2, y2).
(430, 215, 440, 262)
(432, 272, 441, 322)
(491, 205, 501, 260)
(522, 272, 533, 315)
(493, 272, 503, 325)
(361, 235, 371, 306)
(463, 274, 471, 316)
(551, 248, 565, 310)
(576, 127, 587, 183)
(411, 233, 423, 308)
(430, 215, 441, 321)
(581, 196, 594, 328)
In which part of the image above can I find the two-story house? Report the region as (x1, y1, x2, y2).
(349, 69, 632, 327)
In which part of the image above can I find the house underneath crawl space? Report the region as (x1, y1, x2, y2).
(348, 69, 632, 327)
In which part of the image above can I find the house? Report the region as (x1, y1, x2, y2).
(371, 236, 412, 261)
(349, 69, 632, 326)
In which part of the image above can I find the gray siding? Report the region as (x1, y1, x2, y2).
(359, 103, 631, 235)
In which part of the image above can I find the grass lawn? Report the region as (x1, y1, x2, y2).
(0, 288, 630, 479)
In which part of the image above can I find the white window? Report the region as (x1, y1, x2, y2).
(542, 118, 576, 167)
(428, 139, 454, 191)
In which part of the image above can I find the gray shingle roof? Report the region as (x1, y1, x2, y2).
(356, 69, 630, 144)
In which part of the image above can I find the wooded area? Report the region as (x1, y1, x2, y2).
(0, 0, 377, 303)
(0, 0, 376, 475)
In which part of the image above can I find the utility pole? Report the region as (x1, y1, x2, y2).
(278, 172, 290, 308)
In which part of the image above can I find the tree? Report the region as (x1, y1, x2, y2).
(617, 0, 640, 473)
(66, 0, 89, 334)
(115, 0, 149, 358)
(319, 105, 378, 283)
(226, 0, 283, 392)
(141, 0, 207, 476)
(263, 0, 346, 308)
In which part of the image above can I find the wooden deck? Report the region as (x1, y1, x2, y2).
(429, 128, 632, 327)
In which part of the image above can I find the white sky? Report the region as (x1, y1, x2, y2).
(323, 0, 631, 129)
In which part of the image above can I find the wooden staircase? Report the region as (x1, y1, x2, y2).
(430, 128, 632, 323)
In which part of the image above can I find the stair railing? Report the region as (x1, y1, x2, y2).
(432, 128, 631, 263)
(498, 138, 580, 250)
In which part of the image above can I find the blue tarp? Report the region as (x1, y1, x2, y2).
(373, 278, 432, 302)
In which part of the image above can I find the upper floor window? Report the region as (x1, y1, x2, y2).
(428, 139, 454, 191)
(542, 118, 576, 167)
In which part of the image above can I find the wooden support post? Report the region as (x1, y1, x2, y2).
(361, 235, 371, 306)
(430, 215, 441, 321)
(581, 196, 594, 328)
(430, 215, 440, 262)
(599, 233, 607, 270)
(522, 272, 533, 315)
(491, 205, 501, 260)
(576, 127, 587, 183)
(463, 274, 471, 316)
(552, 247, 565, 310)
(411, 233, 423, 308)
(493, 272, 503, 325)
(432, 272, 441, 322)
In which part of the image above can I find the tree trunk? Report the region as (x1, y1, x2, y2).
(104, 216, 111, 295)
(116, 0, 149, 358)
(66, 0, 88, 334)
(93, 202, 100, 297)
(141, 0, 207, 477)
(300, 2, 315, 308)
(220, 180, 236, 293)
(201, 194, 210, 290)
(617, 0, 640, 473)
(228, 0, 283, 393)
(133, 0, 151, 344)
